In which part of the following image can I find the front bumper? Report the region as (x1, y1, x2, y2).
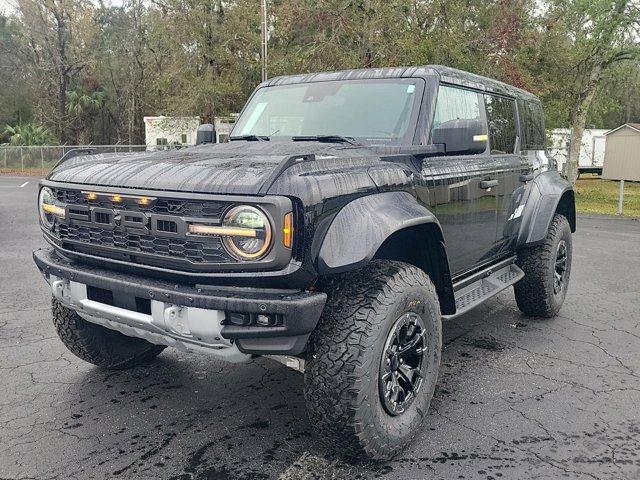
(34, 248, 326, 357)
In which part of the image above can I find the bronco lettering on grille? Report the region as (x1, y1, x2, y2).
(64, 204, 187, 237)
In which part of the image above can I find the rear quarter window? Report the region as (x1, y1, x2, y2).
(518, 99, 546, 150)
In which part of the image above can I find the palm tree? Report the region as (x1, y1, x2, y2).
(66, 88, 106, 143)
(3, 124, 58, 146)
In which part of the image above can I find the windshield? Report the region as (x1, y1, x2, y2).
(232, 78, 424, 144)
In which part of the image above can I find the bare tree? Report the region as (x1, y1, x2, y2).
(15, 0, 91, 142)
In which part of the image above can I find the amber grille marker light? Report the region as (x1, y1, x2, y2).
(283, 212, 293, 248)
(82, 191, 156, 205)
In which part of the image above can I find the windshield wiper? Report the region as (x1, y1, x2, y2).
(229, 134, 270, 141)
(291, 135, 361, 146)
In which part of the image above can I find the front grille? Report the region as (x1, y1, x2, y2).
(54, 223, 232, 264)
(53, 188, 226, 218)
(50, 188, 236, 268)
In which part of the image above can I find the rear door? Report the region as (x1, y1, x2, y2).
(485, 94, 534, 254)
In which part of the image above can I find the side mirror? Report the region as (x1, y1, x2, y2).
(432, 119, 487, 155)
(196, 124, 216, 144)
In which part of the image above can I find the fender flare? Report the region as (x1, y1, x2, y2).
(517, 171, 576, 248)
(317, 191, 447, 274)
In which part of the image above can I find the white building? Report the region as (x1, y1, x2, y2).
(214, 116, 237, 143)
(549, 128, 608, 173)
(144, 116, 200, 150)
(144, 115, 238, 149)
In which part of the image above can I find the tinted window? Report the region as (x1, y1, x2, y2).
(232, 79, 423, 144)
(484, 95, 517, 154)
(518, 99, 545, 149)
(431, 85, 488, 155)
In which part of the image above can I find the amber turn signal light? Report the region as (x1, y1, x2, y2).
(283, 212, 293, 248)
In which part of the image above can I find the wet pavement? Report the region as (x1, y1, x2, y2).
(1, 176, 639, 479)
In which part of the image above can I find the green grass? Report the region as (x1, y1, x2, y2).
(575, 176, 640, 217)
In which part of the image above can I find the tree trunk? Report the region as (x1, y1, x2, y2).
(566, 63, 603, 184)
(53, 6, 69, 143)
(58, 75, 67, 141)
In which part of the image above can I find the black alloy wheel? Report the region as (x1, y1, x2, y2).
(554, 240, 568, 294)
(379, 312, 427, 416)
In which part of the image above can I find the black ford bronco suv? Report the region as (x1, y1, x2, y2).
(34, 65, 575, 460)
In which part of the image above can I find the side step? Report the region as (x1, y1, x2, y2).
(443, 260, 524, 320)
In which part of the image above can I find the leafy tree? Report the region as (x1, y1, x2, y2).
(0, 15, 32, 132)
(554, 0, 640, 182)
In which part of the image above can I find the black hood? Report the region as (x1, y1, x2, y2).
(47, 141, 376, 195)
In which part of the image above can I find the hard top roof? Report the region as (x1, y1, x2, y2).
(261, 65, 539, 102)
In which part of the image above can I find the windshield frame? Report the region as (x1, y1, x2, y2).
(231, 78, 426, 146)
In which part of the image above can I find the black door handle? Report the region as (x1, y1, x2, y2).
(519, 173, 534, 182)
(480, 179, 498, 189)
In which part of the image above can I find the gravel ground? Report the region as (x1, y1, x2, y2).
(1, 176, 639, 480)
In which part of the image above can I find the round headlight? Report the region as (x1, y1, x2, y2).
(38, 187, 63, 229)
(222, 205, 272, 260)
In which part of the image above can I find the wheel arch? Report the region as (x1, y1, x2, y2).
(517, 171, 576, 248)
(373, 224, 456, 315)
(316, 191, 455, 315)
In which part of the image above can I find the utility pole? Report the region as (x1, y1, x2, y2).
(261, 0, 268, 82)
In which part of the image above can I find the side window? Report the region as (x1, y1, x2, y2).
(519, 99, 545, 149)
(484, 94, 517, 154)
(431, 85, 488, 155)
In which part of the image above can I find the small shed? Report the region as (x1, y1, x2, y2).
(602, 123, 640, 182)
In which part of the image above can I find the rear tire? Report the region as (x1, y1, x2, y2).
(304, 260, 442, 460)
(52, 298, 166, 369)
(514, 214, 572, 317)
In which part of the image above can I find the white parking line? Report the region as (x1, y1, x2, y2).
(19, 181, 29, 188)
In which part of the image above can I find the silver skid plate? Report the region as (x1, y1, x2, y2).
(50, 276, 249, 363)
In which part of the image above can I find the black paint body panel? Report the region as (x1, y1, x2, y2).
(317, 191, 442, 273)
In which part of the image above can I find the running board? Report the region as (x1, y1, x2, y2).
(443, 260, 524, 320)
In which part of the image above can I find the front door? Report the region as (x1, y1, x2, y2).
(420, 84, 499, 276)
(424, 155, 500, 275)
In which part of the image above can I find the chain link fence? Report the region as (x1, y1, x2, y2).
(0, 145, 182, 174)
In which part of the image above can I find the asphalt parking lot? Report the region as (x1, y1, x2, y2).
(1, 175, 639, 480)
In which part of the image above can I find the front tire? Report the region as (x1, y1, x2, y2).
(514, 214, 572, 317)
(52, 298, 166, 369)
(304, 261, 442, 460)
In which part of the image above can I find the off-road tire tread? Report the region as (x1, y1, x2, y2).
(52, 298, 165, 369)
(514, 214, 571, 317)
(304, 260, 440, 459)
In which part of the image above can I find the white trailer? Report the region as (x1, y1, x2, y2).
(549, 128, 608, 176)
